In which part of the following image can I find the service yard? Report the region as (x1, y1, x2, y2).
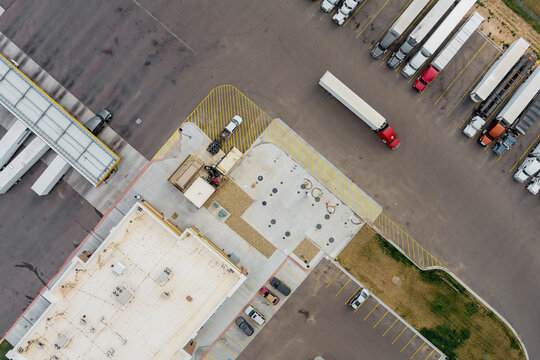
(0, 0, 538, 357)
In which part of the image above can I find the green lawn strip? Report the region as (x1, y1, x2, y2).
(337, 227, 525, 360)
(0, 340, 13, 359)
(499, 0, 540, 34)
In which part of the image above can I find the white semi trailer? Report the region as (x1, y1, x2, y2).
(496, 64, 540, 126)
(370, 0, 431, 59)
(470, 37, 530, 102)
(401, 0, 476, 78)
(0, 120, 31, 169)
(388, 0, 455, 68)
(31, 155, 71, 196)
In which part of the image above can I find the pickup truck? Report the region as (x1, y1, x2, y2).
(221, 115, 243, 140)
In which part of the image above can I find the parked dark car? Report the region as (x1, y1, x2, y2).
(269, 277, 291, 296)
(235, 317, 254, 336)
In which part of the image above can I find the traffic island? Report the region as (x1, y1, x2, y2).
(336, 225, 525, 360)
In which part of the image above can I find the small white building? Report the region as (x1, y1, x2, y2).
(7, 202, 245, 360)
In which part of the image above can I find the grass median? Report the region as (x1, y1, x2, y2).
(336, 225, 524, 360)
(0, 340, 12, 359)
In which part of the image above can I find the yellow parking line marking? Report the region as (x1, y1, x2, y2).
(458, 107, 476, 129)
(392, 325, 408, 344)
(423, 349, 435, 360)
(409, 342, 425, 359)
(330, 8, 337, 16)
(324, 261, 332, 272)
(345, 286, 362, 304)
(434, 40, 487, 106)
(226, 332, 246, 349)
(509, 134, 540, 172)
(207, 353, 217, 360)
(383, 318, 399, 336)
(354, 295, 370, 312)
(326, 270, 342, 288)
(283, 265, 302, 281)
(369, 0, 413, 49)
(401, 334, 417, 352)
(447, 52, 500, 117)
(336, 278, 351, 296)
(364, 302, 379, 321)
(344, 1, 367, 27)
(373, 310, 389, 328)
(355, 0, 392, 39)
(218, 342, 237, 357)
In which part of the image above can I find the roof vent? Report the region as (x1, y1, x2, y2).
(113, 262, 125, 276)
(54, 334, 70, 349)
(107, 348, 115, 357)
(162, 291, 170, 299)
(156, 267, 172, 286)
(112, 285, 133, 305)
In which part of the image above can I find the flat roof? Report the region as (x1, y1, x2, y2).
(7, 202, 245, 360)
(0, 54, 119, 186)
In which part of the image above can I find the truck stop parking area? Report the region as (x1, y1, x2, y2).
(237, 258, 442, 360)
(0, 0, 538, 356)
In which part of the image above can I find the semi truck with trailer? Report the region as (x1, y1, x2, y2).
(469, 37, 530, 103)
(319, 71, 400, 149)
(401, 0, 476, 78)
(514, 91, 540, 135)
(370, 0, 431, 59)
(413, 12, 484, 92)
(388, 0, 455, 69)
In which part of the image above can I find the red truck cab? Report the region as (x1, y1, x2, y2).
(413, 66, 439, 93)
(376, 125, 400, 150)
(478, 120, 505, 146)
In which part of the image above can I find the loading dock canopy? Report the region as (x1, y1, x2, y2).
(0, 54, 119, 186)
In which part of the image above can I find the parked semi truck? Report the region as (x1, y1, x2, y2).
(470, 37, 530, 103)
(401, 0, 476, 78)
(514, 91, 540, 135)
(319, 71, 400, 149)
(0, 120, 31, 170)
(370, 0, 431, 59)
(413, 12, 484, 92)
(514, 143, 540, 183)
(388, 0, 455, 69)
(496, 64, 540, 126)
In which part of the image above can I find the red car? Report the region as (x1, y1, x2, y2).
(259, 286, 280, 305)
(413, 66, 439, 93)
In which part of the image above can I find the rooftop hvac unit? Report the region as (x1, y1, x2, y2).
(112, 285, 133, 305)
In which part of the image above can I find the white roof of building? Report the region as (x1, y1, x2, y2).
(0, 54, 119, 186)
(7, 202, 245, 360)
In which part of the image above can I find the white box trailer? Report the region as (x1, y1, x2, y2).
(401, 0, 476, 78)
(431, 12, 484, 71)
(371, 0, 431, 59)
(0, 120, 31, 169)
(31, 155, 71, 196)
(496, 64, 540, 126)
(388, 0, 455, 68)
(470, 37, 530, 102)
(0, 136, 49, 194)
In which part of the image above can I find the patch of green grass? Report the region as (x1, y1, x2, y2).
(430, 293, 460, 316)
(0, 340, 13, 360)
(374, 234, 414, 267)
(501, 0, 540, 34)
(420, 325, 471, 360)
(464, 301, 479, 316)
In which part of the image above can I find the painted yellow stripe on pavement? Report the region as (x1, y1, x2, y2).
(401, 334, 417, 352)
(383, 318, 399, 336)
(218, 342, 237, 357)
(336, 278, 351, 296)
(354, 295, 370, 313)
(424, 349, 435, 360)
(409, 342, 425, 359)
(355, 0, 392, 39)
(392, 325, 408, 344)
(343, 1, 367, 27)
(227, 332, 246, 349)
(373, 310, 389, 328)
(364, 303, 380, 321)
(326, 270, 342, 288)
(283, 265, 302, 281)
(369, 0, 413, 48)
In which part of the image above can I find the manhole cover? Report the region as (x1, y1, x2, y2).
(262, 201, 267, 206)
(315, 197, 321, 202)
(325, 214, 330, 220)
(271, 219, 276, 224)
(285, 231, 291, 237)
(272, 188, 278, 193)
(316, 224, 322, 229)
(258, 175, 263, 181)
(328, 237, 335, 243)
(300, 184, 306, 189)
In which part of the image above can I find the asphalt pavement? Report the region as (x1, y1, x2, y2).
(0, 0, 537, 355)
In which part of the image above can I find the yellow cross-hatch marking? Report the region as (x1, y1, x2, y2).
(383, 318, 399, 336)
(364, 302, 380, 321)
(155, 86, 443, 272)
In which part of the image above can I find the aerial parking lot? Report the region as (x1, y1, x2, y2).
(0, 0, 538, 358)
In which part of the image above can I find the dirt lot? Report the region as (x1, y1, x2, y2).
(337, 226, 524, 360)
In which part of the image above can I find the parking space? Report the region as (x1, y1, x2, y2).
(238, 258, 442, 360)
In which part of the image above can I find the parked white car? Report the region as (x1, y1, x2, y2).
(514, 157, 540, 183)
(321, 0, 339, 12)
(333, 0, 360, 26)
(349, 288, 369, 309)
(463, 116, 486, 138)
(526, 176, 540, 195)
(244, 305, 265, 326)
